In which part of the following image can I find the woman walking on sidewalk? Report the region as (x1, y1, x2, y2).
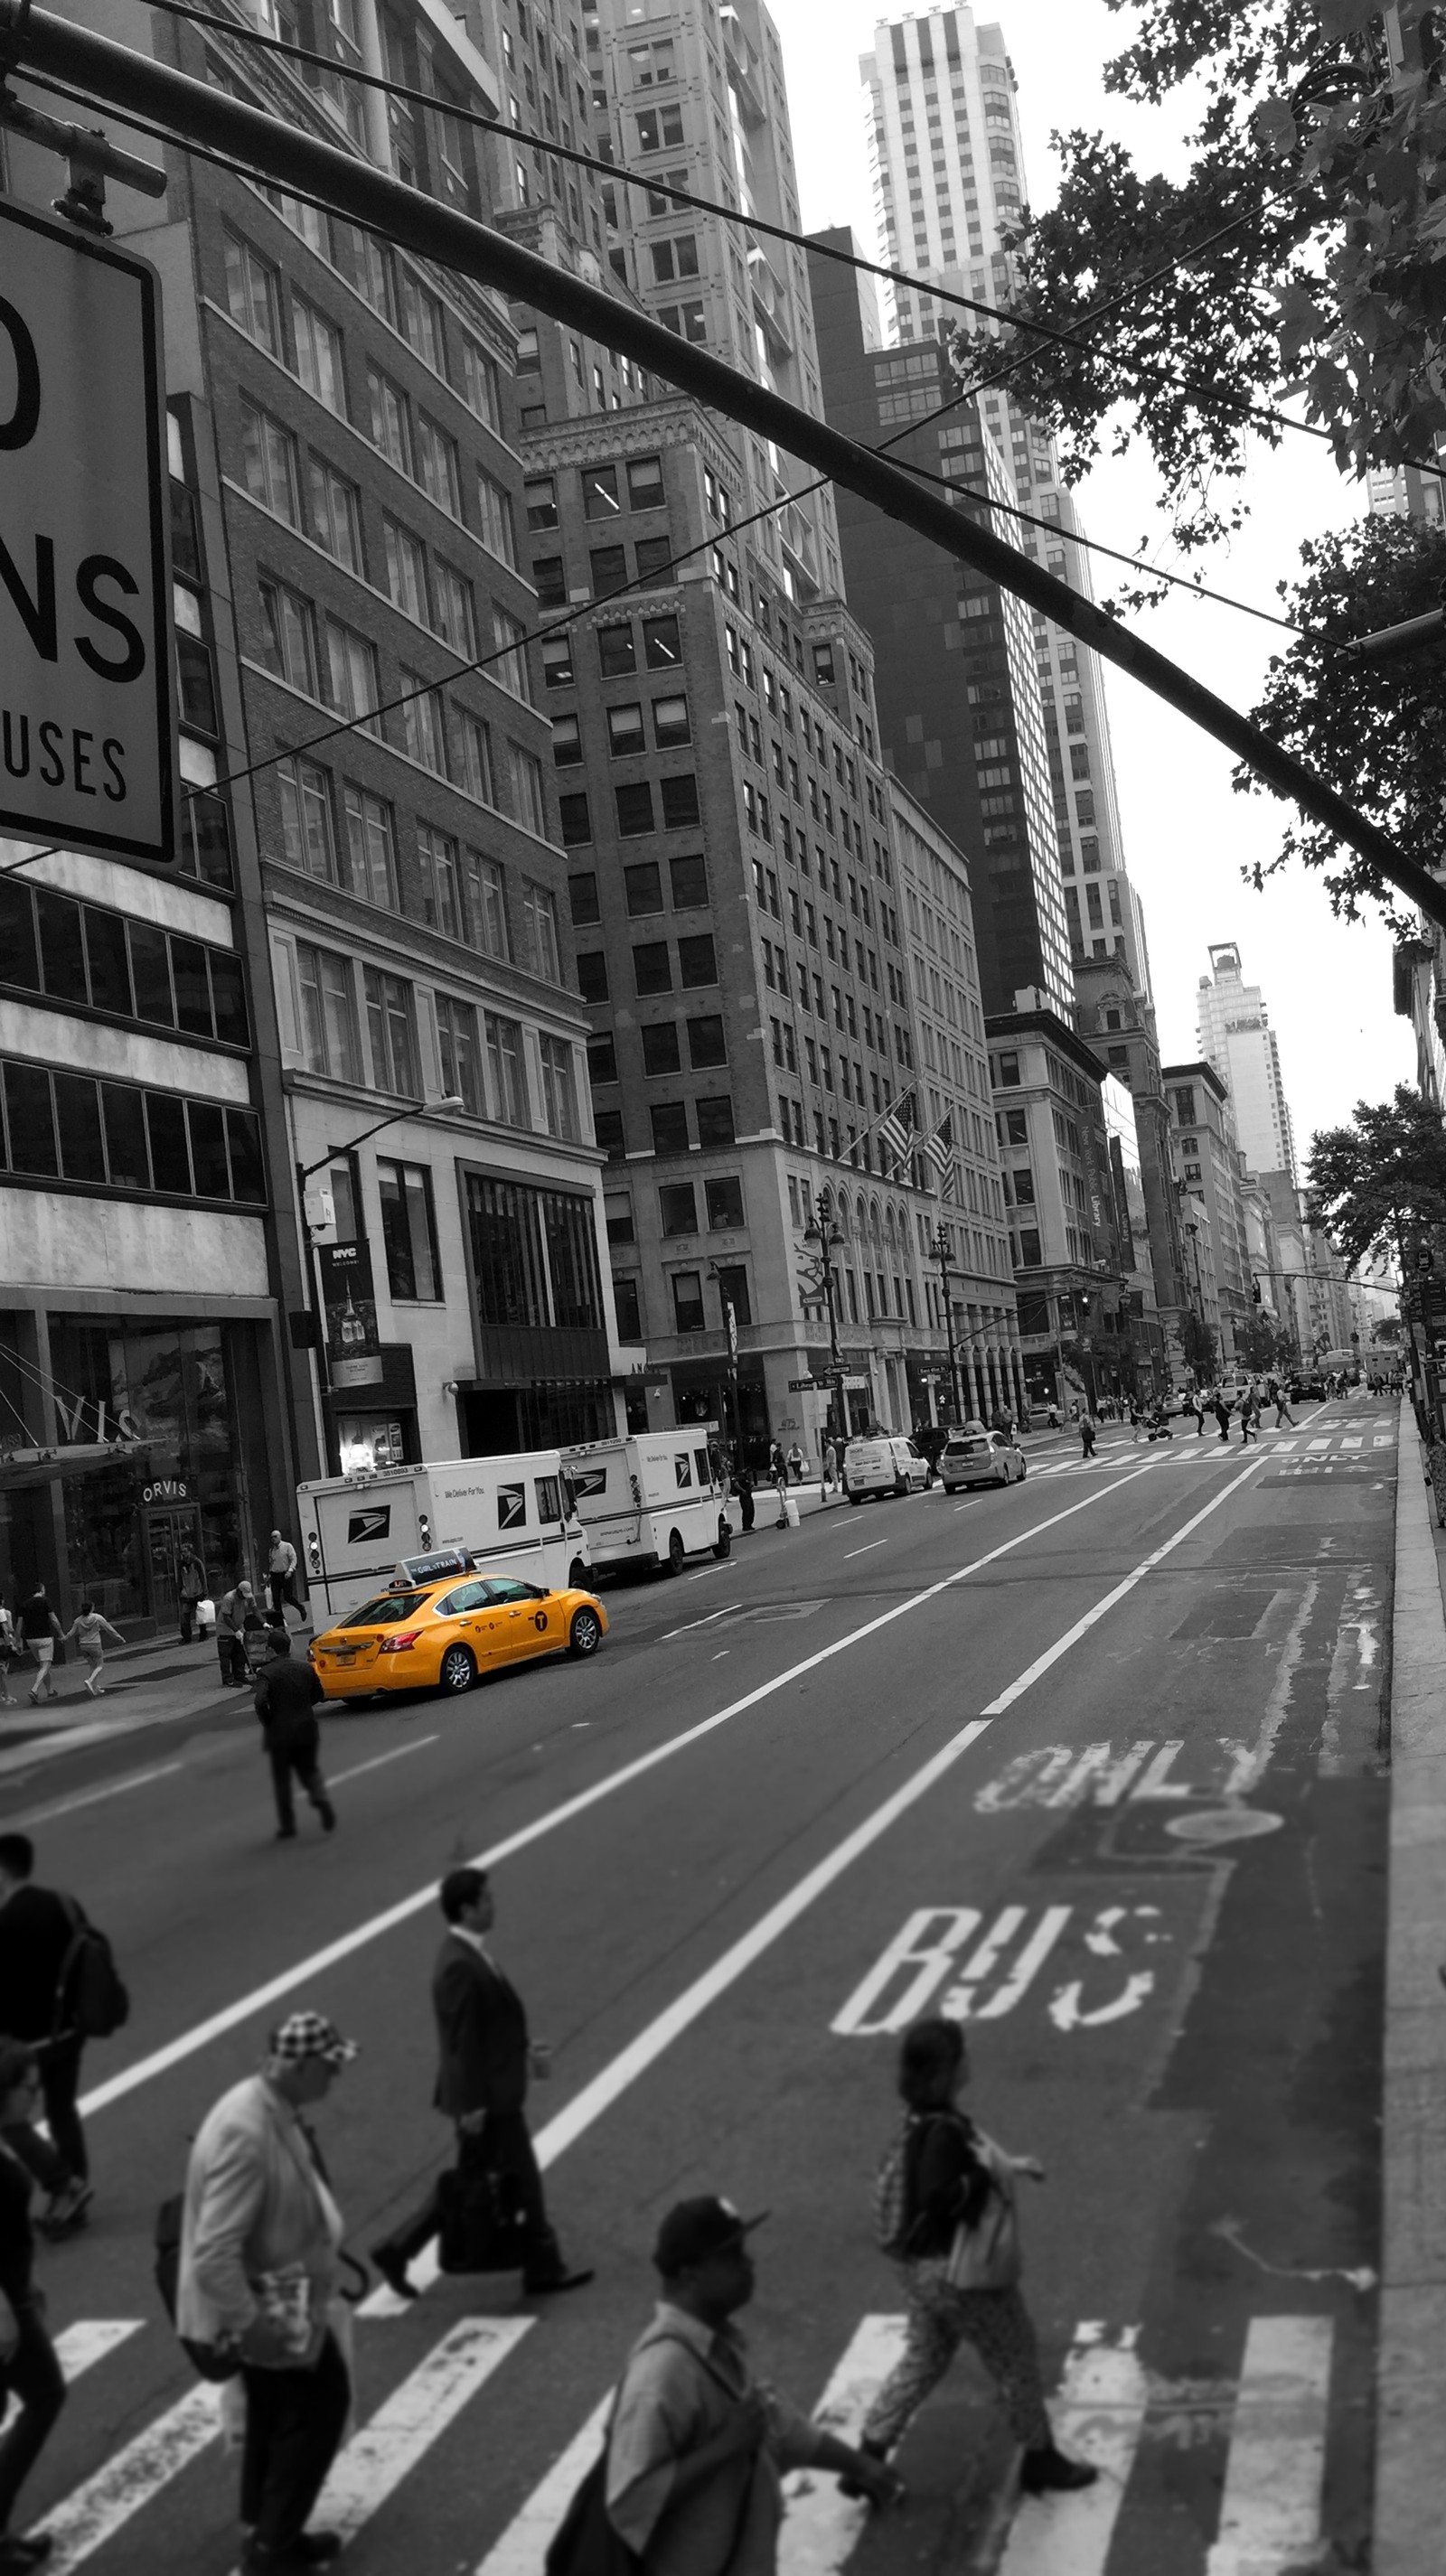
(858, 2018, 1096, 2500)
(17, 1591, 61, 1710)
(63, 1603, 125, 1699)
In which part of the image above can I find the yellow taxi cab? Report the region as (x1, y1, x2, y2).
(309, 1570, 607, 1700)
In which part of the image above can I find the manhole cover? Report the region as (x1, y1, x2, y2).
(1164, 1808, 1283, 1846)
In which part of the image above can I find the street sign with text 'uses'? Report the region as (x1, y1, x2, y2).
(0, 200, 174, 866)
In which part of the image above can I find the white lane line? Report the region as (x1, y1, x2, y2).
(31, 2382, 221, 2570)
(981, 1447, 1278, 1718)
(52, 2321, 145, 2380)
(778, 2316, 909, 2574)
(1000, 2326, 1148, 2574)
(660, 1603, 741, 1640)
(360, 1712, 995, 2315)
(843, 1539, 888, 1559)
(474, 2394, 612, 2573)
(1206, 2316, 1333, 2576)
(14, 1761, 186, 1827)
(80, 1463, 1161, 2125)
(330, 1736, 439, 1787)
(310, 2319, 532, 2548)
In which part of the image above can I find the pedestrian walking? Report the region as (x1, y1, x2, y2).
(1129, 1400, 1144, 1446)
(786, 1442, 804, 1485)
(177, 1543, 207, 1644)
(370, 1866, 589, 2302)
(16, 1590, 61, 1709)
(1213, 1394, 1231, 1443)
(1274, 1387, 1296, 1428)
(253, 1636, 334, 1842)
(855, 2016, 1096, 2498)
(217, 1580, 259, 1688)
(822, 1438, 837, 1499)
(597, 2198, 900, 2571)
(265, 1532, 306, 1631)
(0, 1837, 99, 2218)
(1239, 1391, 1259, 1446)
(63, 1602, 125, 1700)
(1079, 1411, 1097, 1460)
(177, 2012, 356, 2574)
(0, 1604, 16, 1710)
(0, 2039, 68, 2572)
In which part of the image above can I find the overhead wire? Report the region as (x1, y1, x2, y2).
(0, 51, 1355, 865)
(144, 0, 1356, 462)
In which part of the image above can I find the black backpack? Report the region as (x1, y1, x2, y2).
(56, 1897, 130, 2041)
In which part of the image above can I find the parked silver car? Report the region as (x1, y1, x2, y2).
(939, 1429, 1027, 1492)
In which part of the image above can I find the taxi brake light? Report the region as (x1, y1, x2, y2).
(378, 1630, 422, 1653)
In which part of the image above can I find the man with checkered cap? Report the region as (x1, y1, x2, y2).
(178, 2012, 358, 2571)
(603, 2197, 900, 2572)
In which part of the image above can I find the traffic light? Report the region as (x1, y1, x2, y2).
(1251, 1277, 1262, 1305)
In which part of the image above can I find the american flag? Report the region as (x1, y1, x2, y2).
(924, 1115, 953, 1184)
(877, 1091, 915, 1170)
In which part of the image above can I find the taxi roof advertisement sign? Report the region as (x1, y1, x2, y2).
(0, 199, 175, 866)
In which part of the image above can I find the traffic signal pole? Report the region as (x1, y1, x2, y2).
(4, 0, 1446, 932)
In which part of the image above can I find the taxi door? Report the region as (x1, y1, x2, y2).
(482, 1576, 559, 1666)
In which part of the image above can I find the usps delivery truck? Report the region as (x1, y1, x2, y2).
(297, 1450, 591, 1625)
(562, 1430, 730, 1577)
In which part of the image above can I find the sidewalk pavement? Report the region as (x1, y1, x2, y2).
(0, 1616, 308, 1782)
(1376, 1408, 1446, 2573)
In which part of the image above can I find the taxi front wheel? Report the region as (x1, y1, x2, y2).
(569, 1606, 603, 1657)
(439, 1643, 478, 1694)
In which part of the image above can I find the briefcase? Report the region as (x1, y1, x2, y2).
(437, 2151, 531, 2273)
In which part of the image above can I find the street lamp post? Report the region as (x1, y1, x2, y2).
(931, 1222, 962, 1423)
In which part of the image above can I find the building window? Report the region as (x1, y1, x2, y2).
(240, 398, 300, 523)
(484, 1011, 529, 1124)
(492, 607, 532, 701)
(634, 941, 671, 994)
(293, 299, 343, 411)
(368, 365, 414, 475)
(614, 1275, 642, 1339)
(696, 1096, 735, 1146)
(671, 1269, 705, 1331)
(418, 414, 462, 518)
(343, 785, 397, 906)
(583, 462, 622, 519)
(643, 613, 681, 668)
(559, 792, 592, 846)
(520, 879, 561, 979)
(1019, 1228, 1042, 1266)
(542, 636, 574, 688)
(670, 853, 707, 908)
(363, 967, 420, 1096)
(625, 864, 665, 921)
(417, 824, 464, 938)
(525, 473, 558, 530)
(713, 1262, 750, 1325)
(678, 932, 717, 987)
(277, 755, 335, 880)
(465, 1172, 604, 1331)
(384, 515, 430, 624)
(433, 558, 475, 658)
(577, 951, 608, 1003)
(599, 623, 636, 676)
(294, 941, 360, 1080)
(568, 872, 600, 925)
(435, 991, 483, 1113)
(652, 1101, 690, 1152)
(590, 543, 628, 595)
(588, 1035, 617, 1085)
(378, 1159, 440, 1299)
(258, 577, 319, 695)
(687, 1014, 727, 1068)
(996, 1050, 1020, 1087)
(539, 1034, 579, 1139)
(617, 782, 655, 837)
(607, 702, 646, 757)
(511, 745, 548, 836)
(643, 1022, 681, 1075)
(659, 1181, 697, 1234)
(705, 1176, 744, 1228)
(460, 332, 501, 427)
(475, 470, 517, 566)
(324, 617, 380, 732)
(552, 713, 583, 766)
(627, 454, 665, 510)
(399, 670, 448, 773)
(223, 231, 281, 353)
(653, 694, 690, 747)
(308, 454, 362, 569)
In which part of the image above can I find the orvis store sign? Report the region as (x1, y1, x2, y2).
(0, 200, 175, 866)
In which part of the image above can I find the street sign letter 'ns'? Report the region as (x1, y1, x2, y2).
(0, 200, 174, 866)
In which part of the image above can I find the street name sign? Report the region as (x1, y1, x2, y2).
(0, 200, 174, 865)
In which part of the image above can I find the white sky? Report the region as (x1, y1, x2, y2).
(766, 0, 1418, 1152)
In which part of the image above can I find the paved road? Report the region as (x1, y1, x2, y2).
(5, 1396, 1394, 2574)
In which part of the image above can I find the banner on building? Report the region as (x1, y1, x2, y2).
(318, 1241, 382, 1388)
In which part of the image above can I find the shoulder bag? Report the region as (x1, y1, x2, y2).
(546, 2335, 756, 2576)
(943, 2129, 1021, 2292)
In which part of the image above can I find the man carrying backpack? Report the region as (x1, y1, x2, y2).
(0, 1834, 123, 2231)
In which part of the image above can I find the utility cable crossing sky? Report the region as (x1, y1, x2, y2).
(3, 0, 1442, 932)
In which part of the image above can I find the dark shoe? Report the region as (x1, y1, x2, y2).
(523, 2265, 594, 2294)
(318, 1803, 336, 1833)
(242, 2537, 343, 2571)
(275, 1825, 296, 1841)
(837, 2434, 890, 2501)
(0, 2536, 55, 2569)
(370, 2245, 418, 2301)
(1020, 2446, 1099, 2496)
(38, 2178, 93, 2239)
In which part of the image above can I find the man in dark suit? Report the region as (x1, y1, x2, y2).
(0, 1831, 95, 2230)
(371, 1866, 590, 2300)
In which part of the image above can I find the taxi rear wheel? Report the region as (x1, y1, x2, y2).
(569, 1606, 603, 1657)
(439, 1644, 477, 1695)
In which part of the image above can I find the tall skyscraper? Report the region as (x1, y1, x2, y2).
(858, 4, 1153, 1008)
(1196, 943, 1299, 1187)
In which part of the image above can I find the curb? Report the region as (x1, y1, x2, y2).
(1376, 1408, 1446, 2572)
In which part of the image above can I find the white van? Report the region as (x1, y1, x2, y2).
(841, 1434, 932, 1503)
(297, 1450, 590, 1625)
(563, 1431, 731, 1575)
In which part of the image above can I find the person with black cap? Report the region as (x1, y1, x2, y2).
(178, 2011, 358, 2573)
(604, 2197, 900, 2572)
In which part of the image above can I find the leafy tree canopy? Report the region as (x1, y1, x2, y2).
(1235, 1312, 1300, 1372)
(954, 1, 1446, 549)
(1241, 511, 1446, 919)
(1307, 1082, 1446, 1265)
(1177, 1311, 1218, 1380)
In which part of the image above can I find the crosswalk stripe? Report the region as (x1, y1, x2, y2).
(1206, 2315, 1332, 2576)
(474, 2394, 612, 2574)
(51, 2322, 146, 2379)
(31, 2380, 221, 2571)
(309, 2318, 533, 2549)
(778, 2315, 909, 2574)
(1000, 2324, 1148, 2573)
(1307, 1438, 1330, 1453)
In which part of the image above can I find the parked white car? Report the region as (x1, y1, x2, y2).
(841, 1434, 932, 1503)
(939, 1429, 1028, 1493)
